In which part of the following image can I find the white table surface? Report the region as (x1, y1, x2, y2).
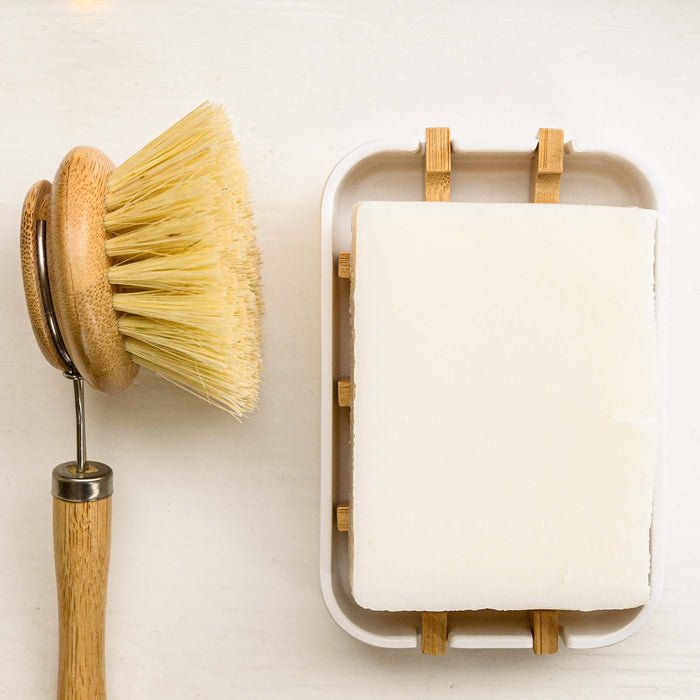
(1, 1, 698, 697)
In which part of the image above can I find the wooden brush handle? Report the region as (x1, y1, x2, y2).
(54, 495, 111, 700)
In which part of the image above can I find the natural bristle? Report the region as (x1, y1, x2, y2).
(104, 102, 261, 417)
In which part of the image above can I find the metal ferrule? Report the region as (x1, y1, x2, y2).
(52, 462, 113, 503)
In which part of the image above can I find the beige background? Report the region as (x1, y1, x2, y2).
(1, 1, 698, 697)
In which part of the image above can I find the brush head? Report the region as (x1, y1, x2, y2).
(21, 103, 262, 416)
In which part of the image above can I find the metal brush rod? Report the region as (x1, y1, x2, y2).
(36, 219, 87, 474)
(36, 220, 72, 369)
(71, 376, 87, 474)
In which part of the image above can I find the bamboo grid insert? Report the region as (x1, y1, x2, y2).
(335, 127, 564, 655)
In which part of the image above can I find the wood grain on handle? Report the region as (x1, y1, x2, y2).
(54, 496, 111, 700)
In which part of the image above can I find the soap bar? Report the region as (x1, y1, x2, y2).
(350, 201, 658, 612)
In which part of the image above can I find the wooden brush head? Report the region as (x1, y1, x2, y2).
(20, 147, 139, 393)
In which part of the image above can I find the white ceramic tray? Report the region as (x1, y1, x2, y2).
(319, 134, 667, 650)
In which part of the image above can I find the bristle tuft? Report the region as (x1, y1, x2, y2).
(104, 103, 261, 417)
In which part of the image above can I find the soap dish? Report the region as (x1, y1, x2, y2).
(319, 131, 667, 652)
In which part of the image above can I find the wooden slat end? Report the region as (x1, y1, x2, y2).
(531, 610, 559, 655)
(425, 128, 451, 202)
(338, 252, 351, 279)
(532, 128, 564, 204)
(421, 611, 448, 655)
(336, 502, 350, 532)
(337, 378, 352, 407)
(536, 128, 564, 173)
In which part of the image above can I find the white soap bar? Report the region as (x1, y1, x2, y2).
(350, 201, 658, 612)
